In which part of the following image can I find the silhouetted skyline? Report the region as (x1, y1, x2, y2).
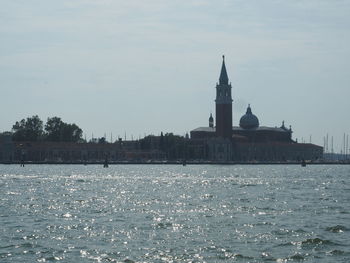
(1, 1, 349, 151)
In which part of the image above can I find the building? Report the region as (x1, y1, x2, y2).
(190, 56, 323, 161)
(0, 56, 323, 163)
(0, 133, 14, 162)
(0, 139, 165, 163)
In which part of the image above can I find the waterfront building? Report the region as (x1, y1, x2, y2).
(0, 56, 323, 163)
(0, 139, 165, 163)
(190, 56, 323, 161)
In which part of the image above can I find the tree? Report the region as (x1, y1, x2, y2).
(12, 115, 44, 141)
(45, 117, 63, 141)
(139, 133, 188, 160)
(98, 137, 106, 144)
(61, 123, 82, 142)
(45, 117, 83, 142)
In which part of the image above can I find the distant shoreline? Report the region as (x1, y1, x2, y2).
(1, 161, 349, 165)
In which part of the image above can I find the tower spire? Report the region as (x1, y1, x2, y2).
(219, 55, 229, 85)
(215, 55, 233, 139)
(209, 113, 214, 128)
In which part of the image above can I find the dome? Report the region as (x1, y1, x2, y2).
(239, 105, 259, 129)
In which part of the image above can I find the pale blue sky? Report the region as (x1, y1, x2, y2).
(1, 0, 349, 151)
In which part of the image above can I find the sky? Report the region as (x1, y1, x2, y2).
(1, 0, 350, 152)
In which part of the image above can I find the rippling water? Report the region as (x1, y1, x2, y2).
(0, 164, 349, 262)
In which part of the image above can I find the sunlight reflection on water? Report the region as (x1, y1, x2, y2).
(0, 164, 349, 262)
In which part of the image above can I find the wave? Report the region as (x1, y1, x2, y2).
(301, 237, 337, 246)
(0, 244, 16, 249)
(217, 253, 254, 260)
(239, 184, 257, 188)
(289, 253, 305, 260)
(326, 249, 350, 255)
(326, 225, 348, 233)
(278, 237, 338, 248)
(231, 253, 254, 260)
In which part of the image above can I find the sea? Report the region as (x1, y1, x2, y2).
(0, 164, 349, 263)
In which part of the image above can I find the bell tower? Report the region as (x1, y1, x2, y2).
(215, 55, 233, 138)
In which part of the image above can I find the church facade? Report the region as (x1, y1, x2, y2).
(190, 56, 323, 162)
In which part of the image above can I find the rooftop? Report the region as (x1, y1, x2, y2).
(191, 126, 291, 133)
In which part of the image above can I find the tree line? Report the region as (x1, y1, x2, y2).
(11, 115, 83, 142)
(140, 132, 189, 159)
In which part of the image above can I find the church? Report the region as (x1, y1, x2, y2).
(189, 56, 323, 162)
(0, 56, 323, 164)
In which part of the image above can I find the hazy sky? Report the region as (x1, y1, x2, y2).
(1, 0, 349, 151)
